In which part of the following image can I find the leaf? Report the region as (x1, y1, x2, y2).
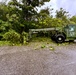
(41, 45, 46, 48)
(49, 46, 54, 51)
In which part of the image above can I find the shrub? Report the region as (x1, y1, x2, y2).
(3, 30, 20, 44)
(20, 31, 28, 44)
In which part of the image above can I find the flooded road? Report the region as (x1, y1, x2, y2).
(0, 44, 76, 75)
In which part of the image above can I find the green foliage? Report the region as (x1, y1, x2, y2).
(3, 30, 20, 44)
(56, 8, 69, 20)
(41, 45, 46, 48)
(6, 13, 22, 33)
(0, 20, 11, 34)
(70, 16, 76, 24)
(55, 8, 70, 25)
(0, 3, 8, 21)
(37, 7, 53, 28)
(8, 0, 50, 31)
(0, 20, 12, 40)
(49, 46, 54, 51)
(0, 0, 76, 45)
(21, 31, 28, 44)
(0, 41, 10, 46)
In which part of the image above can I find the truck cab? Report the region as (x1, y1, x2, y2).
(63, 24, 76, 40)
(54, 24, 76, 43)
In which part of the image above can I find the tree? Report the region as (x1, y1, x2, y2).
(55, 8, 70, 25)
(70, 15, 76, 24)
(37, 7, 53, 28)
(56, 8, 69, 20)
(0, 3, 8, 21)
(8, 0, 50, 32)
(4, 0, 50, 43)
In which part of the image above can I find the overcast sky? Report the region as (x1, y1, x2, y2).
(38, 0, 76, 17)
(0, 0, 76, 16)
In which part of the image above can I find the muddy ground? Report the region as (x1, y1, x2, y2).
(0, 42, 76, 75)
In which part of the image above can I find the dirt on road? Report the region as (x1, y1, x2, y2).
(0, 42, 76, 75)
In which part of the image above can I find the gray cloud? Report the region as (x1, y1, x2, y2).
(0, 0, 76, 16)
(56, 0, 76, 16)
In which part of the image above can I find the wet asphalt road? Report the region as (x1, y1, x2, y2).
(0, 44, 76, 75)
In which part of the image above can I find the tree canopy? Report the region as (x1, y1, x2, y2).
(0, 0, 76, 44)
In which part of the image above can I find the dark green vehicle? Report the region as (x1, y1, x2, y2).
(29, 24, 76, 43)
(51, 24, 76, 43)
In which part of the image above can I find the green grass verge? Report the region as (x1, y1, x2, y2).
(0, 37, 70, 47)
(31, 37, 53, 42)
(0, 41, 10, 46)
(0, 41, 22, 46)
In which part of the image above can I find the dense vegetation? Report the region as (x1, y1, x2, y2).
(0, 0, 76, 45)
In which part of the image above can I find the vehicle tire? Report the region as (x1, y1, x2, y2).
(55, 34, 65, 43)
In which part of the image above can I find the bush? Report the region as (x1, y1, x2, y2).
(20, 31, 28, 44)
(3, 30, 20, 44)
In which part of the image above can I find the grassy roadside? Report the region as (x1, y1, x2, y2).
(0, 37, 70, 47)
(0, 41, 22, 46)
(27, 37, 70, 51)
(0, 41, 10, 46)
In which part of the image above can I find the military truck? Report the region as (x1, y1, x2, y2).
(29, 24, 76, 43)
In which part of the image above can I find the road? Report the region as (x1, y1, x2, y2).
(0, 44, 76, 75)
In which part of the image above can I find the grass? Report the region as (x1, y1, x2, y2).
(29, 37, 54, 47)
(0, 41, 22, 46)
(28, 37, 56, 50)
(31, 37, 53, 43)
(28, 37, 72, 51)
(0, 37, 70, 47)
(0, 41, 10, 46)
